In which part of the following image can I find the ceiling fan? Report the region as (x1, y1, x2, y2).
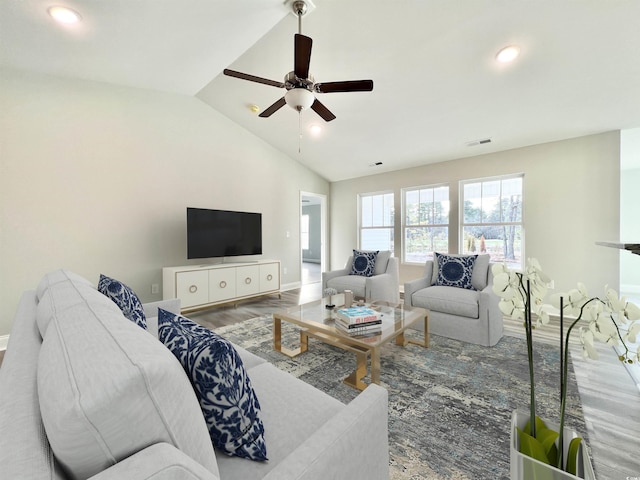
(223, 0, 373, 122)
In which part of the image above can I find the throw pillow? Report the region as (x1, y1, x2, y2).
(98, 274, 147, 329)
(350, 249, 378, 277)
(158, 309, 268, 461)
(433, 252, 478, 290)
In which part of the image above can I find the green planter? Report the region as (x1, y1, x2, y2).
(510, 411, 596, 480)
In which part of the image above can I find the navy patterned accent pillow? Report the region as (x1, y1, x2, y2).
(434, 253, 478, 290)
(98, 274, 147, 329)
(350, 249, 379, 277)
(158, 309, 268, 461)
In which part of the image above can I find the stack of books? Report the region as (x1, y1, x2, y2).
(334, 306, 382, 335)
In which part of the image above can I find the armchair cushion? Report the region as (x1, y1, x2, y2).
(431, 253, 490, 291)
(349, 250, 378, 277)
(411, 285, 479, 318)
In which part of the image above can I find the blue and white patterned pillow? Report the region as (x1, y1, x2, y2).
(158, 309, 268, 461)
(98, 274, 147, 329)
(434, 253, 478, 290)
(350, 249, 379, 277)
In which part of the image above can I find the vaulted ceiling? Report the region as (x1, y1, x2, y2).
(2, 1, 640, 182)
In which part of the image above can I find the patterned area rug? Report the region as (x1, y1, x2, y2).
(215, 317, 588, 480)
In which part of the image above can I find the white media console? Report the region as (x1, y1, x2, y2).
(163, 259, 281, 312)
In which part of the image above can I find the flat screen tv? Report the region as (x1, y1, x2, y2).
(187, 207, 262, 259)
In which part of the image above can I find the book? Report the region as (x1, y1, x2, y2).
(335, 321, 382, 336)
(335, 306, 381, 325)
(334, 317, 382, 330)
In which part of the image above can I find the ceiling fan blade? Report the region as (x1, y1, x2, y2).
(310, 99, 336, 122)
(259, 97, 287, 118)
(294, 34, 313, 79)
(223, 69, 284, 88)
(315, 80, 374, 93)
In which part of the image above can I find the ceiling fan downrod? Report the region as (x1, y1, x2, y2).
(292, 0, 307, 34)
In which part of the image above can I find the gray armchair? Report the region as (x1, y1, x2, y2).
(322, 251, 400, 304)
(404, 255, 503, 346)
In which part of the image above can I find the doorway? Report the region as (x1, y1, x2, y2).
(300, 192, 326, 287)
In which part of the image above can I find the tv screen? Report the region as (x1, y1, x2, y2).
(187, 207, 262, 259)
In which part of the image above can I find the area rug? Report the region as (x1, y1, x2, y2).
(215, 317, 588, 480)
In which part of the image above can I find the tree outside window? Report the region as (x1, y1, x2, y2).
(359, 192, 394, 252)
(403, 185, 449, 263)
(461, 175, 523, 269)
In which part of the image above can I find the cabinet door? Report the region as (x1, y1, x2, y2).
(209, 267, 237, 303)
(235, 265, 260, 297)
(176, 270, 209, 308)
(260, 263, 280, 292)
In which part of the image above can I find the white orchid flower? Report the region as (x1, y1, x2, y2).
(579, 328, 599, 360)
(625, 322, 640, 344)
(624, 301, 640, 321)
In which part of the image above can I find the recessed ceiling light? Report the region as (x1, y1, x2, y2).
(496, 45, 520, 63)
(48, 6, 82, 24)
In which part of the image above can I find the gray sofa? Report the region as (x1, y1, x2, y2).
(404, 256, 503, 347)
(322, 252, 400, 304)
(0, 269, 389, 480)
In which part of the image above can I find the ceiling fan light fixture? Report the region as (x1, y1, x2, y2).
(285, 88, 314, 111)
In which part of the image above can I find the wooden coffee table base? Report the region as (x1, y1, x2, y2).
(273, 314, 429, 391)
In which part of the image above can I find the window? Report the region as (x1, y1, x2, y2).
(403, 185, 449, 263)
(461, 175, 523, 269)
(359, 192, 394, 252)
(301, 214, 310, 250)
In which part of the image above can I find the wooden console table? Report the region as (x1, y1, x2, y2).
(596, 241, 640, 256)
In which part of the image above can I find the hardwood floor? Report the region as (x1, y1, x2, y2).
(1, 283, 637, 478)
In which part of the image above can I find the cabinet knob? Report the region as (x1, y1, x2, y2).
(245, 277, 252, 285)
(219, 281, 227, 289)
(189, 285, 198, 293)
(267, 274, 273, 281)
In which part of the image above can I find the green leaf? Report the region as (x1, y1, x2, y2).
(566, 437, 583, 475)
(536, 426, 559, 466)
(517, 427, 551, 465)
(523, 415, 549, 436)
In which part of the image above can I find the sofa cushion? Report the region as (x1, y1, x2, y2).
(37, 289, 218, 480)
(412, 285, 480, 318)
(35, 269, 94, 301)
(431, 253, 490, 290)
(37, 279, 122, 337)
(350, 249, 378, 277)
(98, 274, 147, 329)
(216, 362, 345, 479)
(433, 253, 477, 290)
(158, 309, 268, 461)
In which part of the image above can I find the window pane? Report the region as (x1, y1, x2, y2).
(481, 180, 500, 223)
(382, 193, 394, 227)
(501, 178, 522, 223)
(405, 190, 420, 225)
(463, 183, 482, 223)
(404, 226, 448, 263)
(361, 196, 372, 227)
(462, 226, 522, 270)
(362, 228, 393, 251)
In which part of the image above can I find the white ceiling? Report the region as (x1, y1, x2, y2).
(2, 1, 640, 182)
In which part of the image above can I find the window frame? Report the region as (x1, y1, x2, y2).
(401, 183, 450, 265)
(459, 174, 524, 269)
(357, 190, 395, 253)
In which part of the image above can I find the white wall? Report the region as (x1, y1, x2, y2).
(330, 132, 621, 296)
(0, 68, 329, 337)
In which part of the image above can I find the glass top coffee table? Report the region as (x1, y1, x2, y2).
(272, 294, 429, 391)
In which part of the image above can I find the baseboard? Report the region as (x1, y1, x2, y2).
(0, 334, 9, 351)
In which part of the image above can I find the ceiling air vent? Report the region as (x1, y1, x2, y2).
(466, 138, 492, 147)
